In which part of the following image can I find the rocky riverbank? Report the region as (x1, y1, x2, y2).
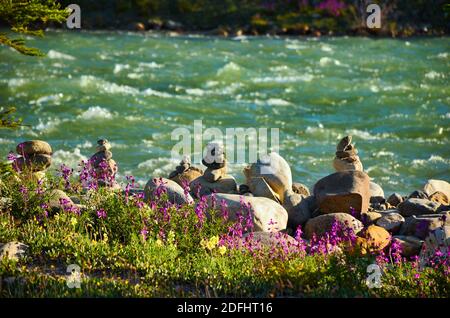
(2, 136, 449, 267)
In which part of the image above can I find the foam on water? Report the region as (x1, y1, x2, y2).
(47, 50, 76, 60)
(78, 106, 115, 120)
(79, 75, 139, 95)
(52, 148, 87, 170)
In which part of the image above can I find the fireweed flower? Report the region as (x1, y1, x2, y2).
(140, 226, 149, 241)
(124, 175, 135, 203)
(96, 208, 107, 219)
(59, 164, 73, 191)
(7, 152, 17, 162)
(220, 199, 229, 222)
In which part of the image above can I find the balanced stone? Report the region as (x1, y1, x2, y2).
(190, 175, 238, 197)
(16, 140, 52, 156)
(332, 136, 363, 172)
(144, 177, 193, 205)
(204, 193, 288, 232)
(243, 152, 292, 204)
(14, 154, 52, 172)
(168, 156, 203, 186)
(313, 170, 370, 214)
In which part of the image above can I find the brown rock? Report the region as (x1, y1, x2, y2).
(313, 170, 370, 214)
(292, 182, 310, 196)
(357, 225, 391, 253)
(304, 213, 363, 239)
(399, 212, 450, 239)
(393, 235, 423, 257)
(429, 191, 449, 206)
(376, 213, 405, 233)
(282, 190, 311, 229)
(190, 175, 238, 198)
(16, 140, 52, 156)
(361, 211, 382, 224)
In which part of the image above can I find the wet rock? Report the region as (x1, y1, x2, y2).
(393, 235, 423, 257)
(144, 177, 193, 205)
(204, 193, 288, 232)
(282, 190, 311, 229)
(243, 152, 292, 204)
(429, 191, 449, 206)
(304, 213, 363, 239)
(399, 212, 450, 239)
(16, 140, 52, 156)
(376, 213, 405, 233)
(292, 182, 310, 197)
(423, 179, 450, 199)
(397, 198, 440, 217)
(332, 136, 363, 172)
(387, 193, 403, 207)
(0, 241, 28, 261)
(313, 170, 370, 214)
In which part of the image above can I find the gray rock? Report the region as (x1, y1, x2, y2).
(48, 189, 77, 213)
(408, 190, 428, 199)
(313, 170, 371, 214)
(387, 193, 403, 207)
(419, 226, 450, 267)
(397, 198, 440, 217)
(423, 179, 450, 199)
(304, 213, 363, 239)
(393, 236, 423, 257)
(282, 190, 311, 229)
(0, 242, 28, 261)
(243, 152, 292, 204)
(190, 175, 238, 198)
(204, 193, 288, 232)
(399, 212, 450, 239)
(376, 213, 405, 233)
(144, 177, 193, 205)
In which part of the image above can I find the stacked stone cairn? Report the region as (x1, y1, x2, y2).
(168, 155, 203, 187)
(13, 140, 53, 180)
(189, 142, 238, 197)
(88, 139, 120, 189)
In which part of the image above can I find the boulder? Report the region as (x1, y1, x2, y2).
(376, 213, 405, 233)
(0, 241, 28, 261)
(13, 154, 52, 172)
(242, 231, 301, 251)
(408, 190, 428, 199)
(313, 170, 370, 214)
(304, 213, 363, 239)
(16, 140, 52, 156)
(386, 193, 403, 207)
(144, 177, 193, 205)
(190, 175, 238, 198)
(292, 182, 310, 197)
(282, 190, 311, 229)
(423, 179, 450, 199)
(204, 194, 288, 232)
(243, 152, 292, 204)
(203, 166, 227, 183)
(393, 235, 423, 257)
(419, 226, 450, 267)
(397, 198, 440, 217)
(246, 177, 280, 202)
(356, 225, 391, 253)
(361, 211, 382, 225)
(429, 191, 449, 206)
(399, 212, 450, 239)
(48, 189, 78, 213)
(168, 156, 203, 187)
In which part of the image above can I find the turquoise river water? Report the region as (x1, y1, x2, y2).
(0, 31, 449, 194)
